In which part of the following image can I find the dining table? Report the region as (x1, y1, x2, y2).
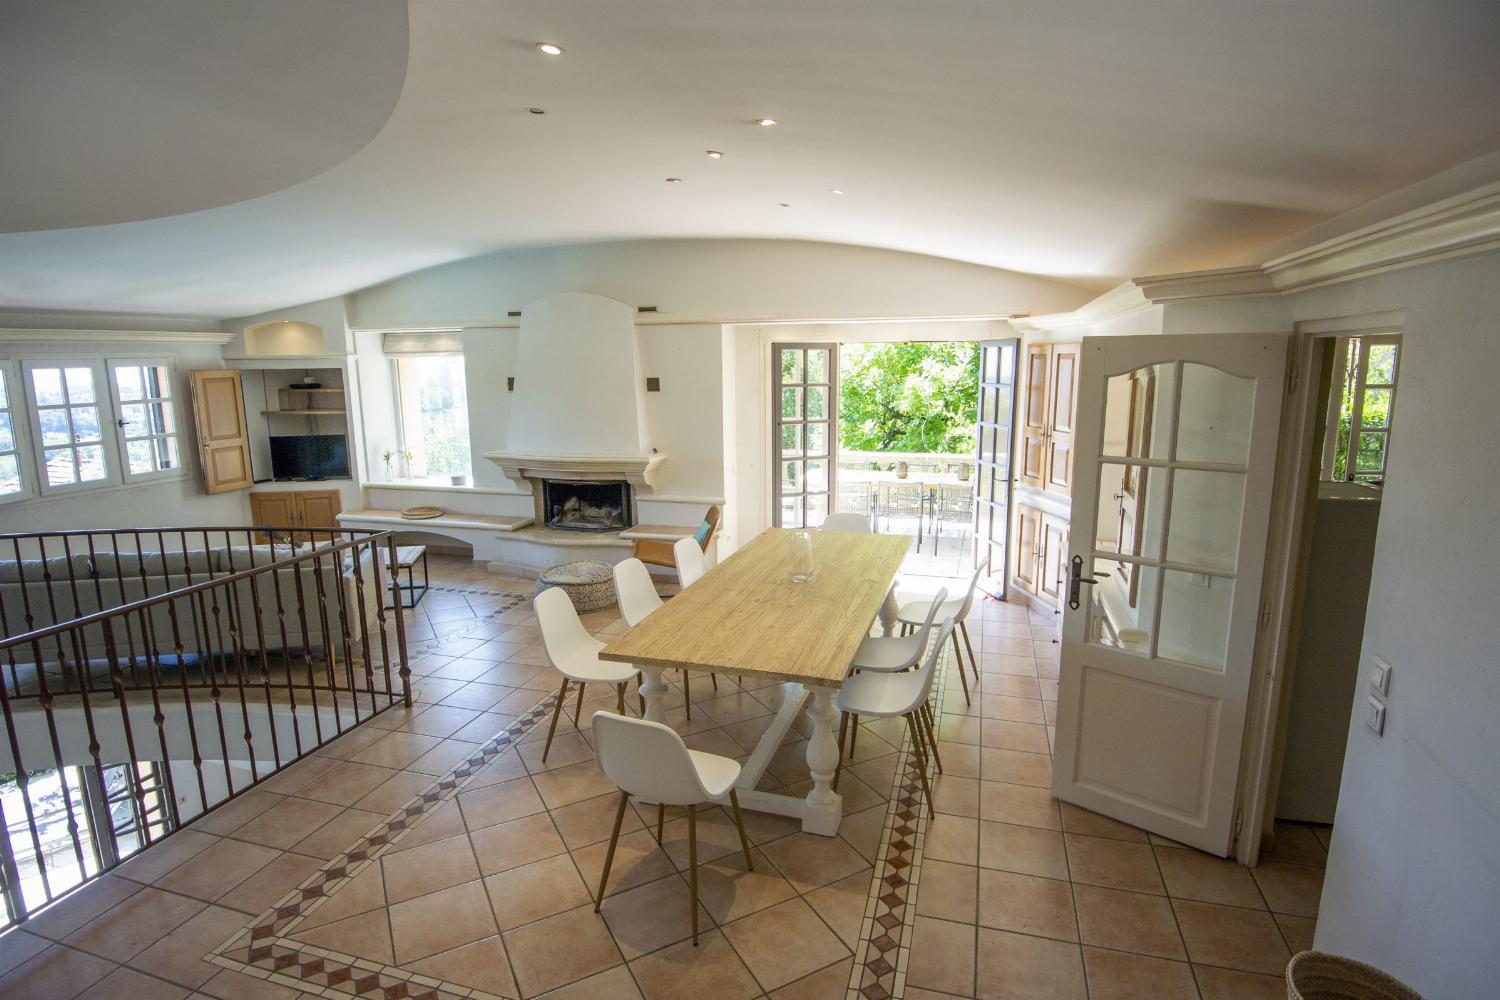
(599, 526, 911, 835)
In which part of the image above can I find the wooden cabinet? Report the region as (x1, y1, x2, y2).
(189, 369, 254, 494)
(1019, 344, 1050, 489)
(1016, 343, 1079, 498)
(1038, 512, 1069, 606)
(249, 489, 343, 542)
(1014, 503, 1043, 594)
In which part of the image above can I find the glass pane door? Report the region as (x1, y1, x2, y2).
(975, 339, 1018, 595)
(773, 344, 836, 528)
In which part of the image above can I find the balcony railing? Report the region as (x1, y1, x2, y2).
(0, 527, 411, 929)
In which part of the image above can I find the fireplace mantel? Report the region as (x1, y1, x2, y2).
(481, 451, 665, 494)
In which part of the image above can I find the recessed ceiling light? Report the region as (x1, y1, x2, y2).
(666, 177, 683, 183)
(831, 189, 845, 195)
(536, 42, 564, 55)
(778, 202, 791, 207)
(756, 118, 778, 127)
(706, 150, 723, 159)
(527, 107, 546, 115)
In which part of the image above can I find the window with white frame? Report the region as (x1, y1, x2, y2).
(0, 364, 26, 500)
(393, 355, 471, 479)
(25, 361, 111, 490)
(1322, 334, 1400, 484)
(108, 359, 182, 479)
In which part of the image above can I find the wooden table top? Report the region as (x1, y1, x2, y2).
(600, 527, 910, 687)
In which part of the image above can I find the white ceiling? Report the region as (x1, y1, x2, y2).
(3, 0, 1500, 318)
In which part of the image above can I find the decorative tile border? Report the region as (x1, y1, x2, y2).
(845, 642, 957, 1000)
(206, 587, 550, 999)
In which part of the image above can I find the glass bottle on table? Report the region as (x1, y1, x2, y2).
(788, 529, 814, 583)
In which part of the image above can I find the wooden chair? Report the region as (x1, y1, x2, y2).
(634, 504, 721, 579)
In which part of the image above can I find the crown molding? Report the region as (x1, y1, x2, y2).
(0, 328, 234, 345)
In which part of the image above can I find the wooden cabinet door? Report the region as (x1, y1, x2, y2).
(189, 369, 255, 494)
(1013, 503, 1043, 595)
(249, 492, 297, 543)
(1018, 345, 1050, 489)
(1043, 343, 1079, 496)
(296, 491, 343, 532)
(1038, 512, 1069, 604)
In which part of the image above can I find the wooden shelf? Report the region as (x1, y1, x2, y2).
(260, 408, 347, 416)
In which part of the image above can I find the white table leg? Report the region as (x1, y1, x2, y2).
(637, 664, 669, 724)
(879, 586, 900, 637)
(801, 686, 843, 835)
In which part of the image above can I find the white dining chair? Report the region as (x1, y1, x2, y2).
(844, 588, 947, 759)
(834, 617, 955, 816)
(534, 586, 639, 763)
(613, 557, 706, 715)
(673, 536, 710, 587)
(895, 558, 987, 691)
(821, 510, 903, 636)
(821, 512, 872, 533)
(591, 711, 754, 946)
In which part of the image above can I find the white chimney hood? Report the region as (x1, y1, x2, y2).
(483, 292, 663, 492)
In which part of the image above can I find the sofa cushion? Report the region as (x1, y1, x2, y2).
(0, 554, 92, 583)
(88, 549, 217, 578)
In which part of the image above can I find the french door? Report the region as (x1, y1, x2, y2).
(772, 344, 837, 528)
(974, 339, 1018, 595)
(1053, 334, 1286, 855)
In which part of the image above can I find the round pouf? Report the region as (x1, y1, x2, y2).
(534, 560, 617, 612)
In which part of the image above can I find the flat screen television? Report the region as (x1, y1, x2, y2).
(269, 435, 349, 480)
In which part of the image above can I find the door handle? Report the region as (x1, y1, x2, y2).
(1067, 554, 1112, 610)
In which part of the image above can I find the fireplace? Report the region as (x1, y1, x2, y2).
(541, 479, 633, 532)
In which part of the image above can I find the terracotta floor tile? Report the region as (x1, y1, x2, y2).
(922, 813, 979, 865)
(387, 797, 467, 853)
(390, 878, 499, 964)
(1073, 883, 1185, 959)
(975, 926, 1087, 1000)
(978, 781, 1061, 831)
(930, 773, 981, 817)
(217, 850, 325, 917)
(916, 859, 979, 925)
(1058, 802, 1149, 843)
(21, 875, 140, 942)
(502, 904, 624, 998)
(804, 870, 872, 948)
(837, 804, 889, 863)
(979, 746, 1052, 787)
(457, 775, 546, 830)
(977, 869, 1077, 941)
(229, 797, 345, 850)
(0, 929, 50, 974)
(628, 928, 761, 1000)
(294, 862, 386, 930)
(79, 965, 191, 999)
(349, 729, 443, 769)
(693, 847, 797, 925)
(1264, 823, 1328, 868)
(64, 886, 204, 962)
(292, 760, 399, 806)
(573, 828, 680, 900)
(657, 806, 755, 871)
(190, 790, 284, 836)
(471, 811, 569, 875)
(485, 854, 592, 931)
(978, 820, 1069, 880)
(154, 837, 282, 902)
(1252, 861, 1324, 917)
(759, 831, 871, 894)
(408, 736, 485, 775)
(906, 915, 977, 998)
(599, 874, 711, 959)
(1065, 834, 1165, 894)
(112, 829, 219, 885)
(0, 944, 116, 999)
(1275, 912, 1316, 954)
(126, 902, 247, 989)
(533, 964, 643, 1000)
(404, 934, 519, 998)
(769, 958, 853, 999)
(380, 831, 481, 903)
(291, 908, 395, 965)
(1082, 946, 1199, 1000)
(721, 897, 850, 992)
(289, 807, 386, 859)
(1173, 898, 1291, 975)
(1155, 846, 1266, 908)
(1193, 963, 1287, 1000)
(200, 966, 317, 998)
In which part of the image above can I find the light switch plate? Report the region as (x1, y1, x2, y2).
(1366, 695, 1386, 736)
(1371, 657, 1392, 696)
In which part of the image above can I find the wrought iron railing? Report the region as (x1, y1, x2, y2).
(0, 527, 410, 929)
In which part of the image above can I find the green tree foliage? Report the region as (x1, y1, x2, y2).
(838, 342, 979, 454)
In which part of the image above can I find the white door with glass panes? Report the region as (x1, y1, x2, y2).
(974, 339, 1018, 596)
(1053, 334, 1286, 856)
(773, 344, 836, 528)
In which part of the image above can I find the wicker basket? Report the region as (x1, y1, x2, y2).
(534, 560, 617, 613)
(1286, 951, 1423, 1000)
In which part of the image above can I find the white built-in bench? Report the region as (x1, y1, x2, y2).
(336, 508, 535, 558)
(618, 524, 698, 543)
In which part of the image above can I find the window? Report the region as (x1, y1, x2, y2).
(0, 364, 27, 501)
(393, 355, 471, 479)
(25, 362, 111, 491)
(108, 359, 181, 480)
(1323, 335, 1400, 483)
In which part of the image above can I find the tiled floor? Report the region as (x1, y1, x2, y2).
(0, 555, 1328, 1000)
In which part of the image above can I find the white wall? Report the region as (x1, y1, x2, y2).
(349, 239, 1091, 329)
(459, 327, 518, 491)
(1287, 250, 1500, 1000)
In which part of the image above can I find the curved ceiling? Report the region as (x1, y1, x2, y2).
(0, 0, 407, 232)
(3, 0, 1500, 318)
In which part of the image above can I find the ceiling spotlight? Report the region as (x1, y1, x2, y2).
(778, 202, 791, 207)
(756, 118, 778, 127)
(536, 42, 564, 55)
(526, 107, 546, 115)
(666, 177, 683, 183)
(831, 188, 845, 195)
(706, 150, 723, 159)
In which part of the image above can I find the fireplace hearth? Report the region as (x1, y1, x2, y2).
(541, 479, 632, 532)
